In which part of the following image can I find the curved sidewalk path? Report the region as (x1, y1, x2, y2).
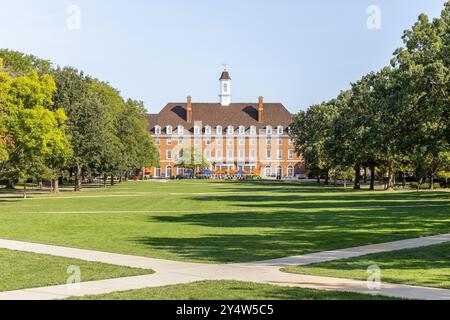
(0, 233, 450, 300)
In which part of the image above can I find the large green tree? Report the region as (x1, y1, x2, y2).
(392, 4, 449, 189)
(290, 101, 339, 184)
(0, 59, 71, 194)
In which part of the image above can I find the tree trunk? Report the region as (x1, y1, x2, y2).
(429, 174, 434, 190)
(402, 172, 406, 189)
(103, 175, 107, 188)
(363, 167, 368, 184)
(6, 180, 15, 189)
(386, 161, 395, 191)
(23, 182, 27, 199)
(369, 163, 376, 191)
(344, 180, 347, 189)
(353, 165, 361, 190)
(111, 175, 115, 186)
(74, 166, 82, 192)
(52, 179, 60, 194)
(324, 170, 330, 185)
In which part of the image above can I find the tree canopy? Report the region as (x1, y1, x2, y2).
(0, 50, 159, 192)
(290, 3, 449, 190)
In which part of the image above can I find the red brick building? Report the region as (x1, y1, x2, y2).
(146, 70, 305, 178)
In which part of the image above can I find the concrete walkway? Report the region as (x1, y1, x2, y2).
(0, 234, 450, 300)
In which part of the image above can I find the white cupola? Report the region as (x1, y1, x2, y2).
(219, 69, 231, 106)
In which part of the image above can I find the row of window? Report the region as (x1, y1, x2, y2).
(165, 149, 296, 160)
(154, 125, 287, 136)
(154, 165, 296, 177)
(156, 137, 294, 146)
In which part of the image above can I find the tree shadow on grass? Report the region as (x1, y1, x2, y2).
(134, 207, 450, 263)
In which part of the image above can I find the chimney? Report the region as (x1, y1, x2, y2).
(187, 96, 192, 123)
(258, 96, 264, 123)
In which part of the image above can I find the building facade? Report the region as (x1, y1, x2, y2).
(147, 70, 305, 178)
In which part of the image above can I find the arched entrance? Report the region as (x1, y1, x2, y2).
(166, 166, 173, 178)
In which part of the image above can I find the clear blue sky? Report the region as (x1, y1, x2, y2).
(0, 0, 445, 113)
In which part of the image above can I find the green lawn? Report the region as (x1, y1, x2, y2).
(69, 280, 394, 300)
(0, 249, 152, 292)
(0, 180, 449, 263)
(283, 242, 450, 289)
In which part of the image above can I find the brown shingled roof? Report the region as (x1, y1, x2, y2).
(219, 71, 231, 80)
(147, 103, 293, 134)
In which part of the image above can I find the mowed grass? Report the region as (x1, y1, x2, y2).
(0, 180, 449, 263)
(283, 242, 450, 289)
(69, 280, 394, 300)
(0, 249, 152, 292)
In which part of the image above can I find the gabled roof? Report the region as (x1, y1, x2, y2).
(147, 103, 293, 133)
(219, 70, 231, 80)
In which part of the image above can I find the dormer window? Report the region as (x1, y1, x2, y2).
(216, 126, 223, 135)
(266, 126, 273, 135)
(277, 126, 284, 135)
(205, 126, 212, 135)
(227, 126, 234, 135)
(250, 126, 257, 135)
(155, 126, 161, 135)
(177, 126, 184, 135)
(239, 126, 245, 135)
(166, 126, 173, 135)
(194, 126, 201, 135)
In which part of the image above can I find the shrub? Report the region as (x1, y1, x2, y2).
(410, 182, 441, 190)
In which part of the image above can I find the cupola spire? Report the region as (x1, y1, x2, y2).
(219, 67, 231, 106)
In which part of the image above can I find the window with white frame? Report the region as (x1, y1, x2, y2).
(267, 137, 272, 145)
(239, 126, 245, 135)
(155, 168, 161, 177)
(251, 138, 256, 146)
(166, 150, 172, 160)
(277, 150, 283, 159)
(205, 126, 211, 135)
(277, 126, 284, 135)
(288, 149, 294, 159)
(205, 137, 211, 145)
(178, 136, 184, 145)
(216, 126, 223, 135)
(265, 166, 272, 176)
(266, 149, 272, 159)
(177, 126, 184, 135)
(250, 149, 256, 160)
(227, 126, 234, 135)
(167, 137, 173, 145)
(266, 126, 273, 135)
(155, 126, 161, 135)
(216, 137, 222, 145)
(239, 138, 244, 146)
(239, 149, 245, 161)
(227, 138, 233, 146)
(250, 126, 257, 135)
(166, 126, 173, 135)
(227, 149, 233, 161)
(194, 138, 200, 146)
(194, 126, 201, 135)
(287, 166, 294, 177)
